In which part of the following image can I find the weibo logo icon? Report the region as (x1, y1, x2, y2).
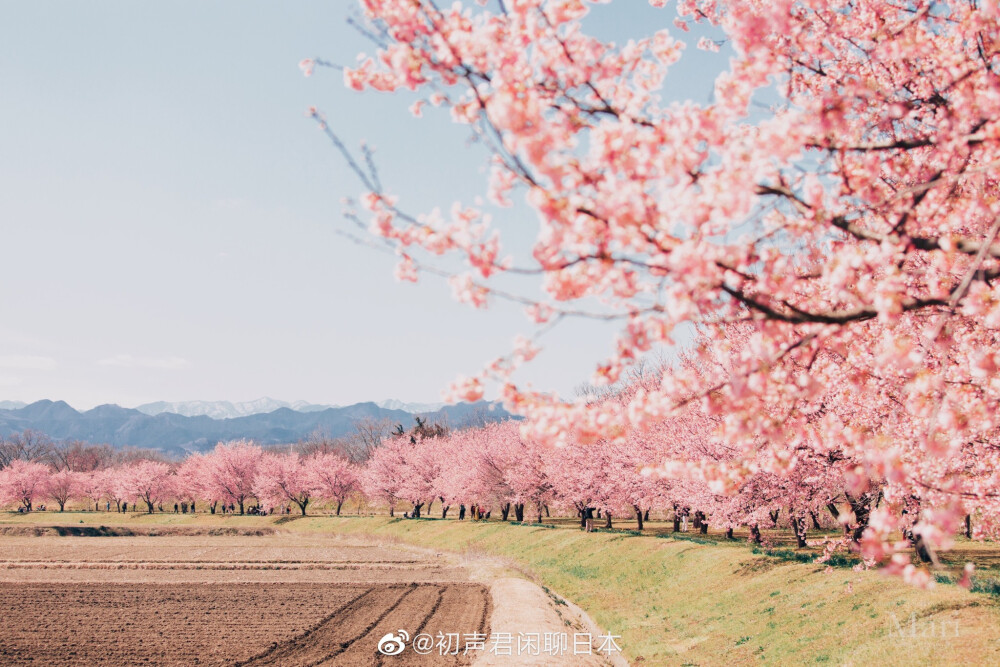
(377, 630, 410, 656)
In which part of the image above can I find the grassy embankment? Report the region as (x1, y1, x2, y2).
(3, 510, 999, 665)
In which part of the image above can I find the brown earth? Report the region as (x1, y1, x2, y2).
(0, 525, 279, 537)
(0, 534, 490, 666)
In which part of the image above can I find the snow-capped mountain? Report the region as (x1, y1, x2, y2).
(134, 398, 445, 419)
(134, 398, 336, 420)
(375, 399, 446, 413)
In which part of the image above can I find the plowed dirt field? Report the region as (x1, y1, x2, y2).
(0, 532, 490, 666)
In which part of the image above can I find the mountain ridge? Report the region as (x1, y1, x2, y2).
(132, 397, 446, 419)
(0, 399, 510, 456)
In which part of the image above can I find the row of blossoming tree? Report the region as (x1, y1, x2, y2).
(0, 375, 987, 589)
(293, 0, 1000, 587)
(0, 441, 361, 517)
(0, 421, 845, 543)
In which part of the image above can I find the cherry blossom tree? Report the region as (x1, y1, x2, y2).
(202, 440, 264, 514)
(308, 452, 359, 515)
(0, 460, 51, 511)
(126, 461, 175, 514)
(452, 420, 552, 522)
(545, 439, 618, 528)
(363, 418, 451, 517)
(47, 468, 83, 512)
(307, 0, 1000, 577)
(177, 453, 224, 513)
(397, 434, 443, 517)
(79, 469, 109, 511)
(252, 452, 313, 515)
(428, 433, 475, 518)
(361, 440, 404, 516)
(447, 424, 513, 519)
(105, 466, 134, 513)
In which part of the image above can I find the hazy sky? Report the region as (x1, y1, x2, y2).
(0, 1, 725, 410)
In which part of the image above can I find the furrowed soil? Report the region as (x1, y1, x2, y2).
(0, 534, 491, 666)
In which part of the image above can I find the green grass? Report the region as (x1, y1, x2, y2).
(4, 510, 1000, 664)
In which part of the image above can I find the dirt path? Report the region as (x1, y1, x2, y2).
(397, 542, 628, 666)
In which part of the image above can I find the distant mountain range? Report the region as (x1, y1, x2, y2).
(132, 398, 446, 419)
(134, 398, 333, 419)
(0, 399, 508, 456)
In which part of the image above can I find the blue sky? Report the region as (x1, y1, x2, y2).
(0, 1, 725, 410)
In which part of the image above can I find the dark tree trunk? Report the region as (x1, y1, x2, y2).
(514, 503, 525, 522)
(239, 499, 245, 515)
(965, 514, 973, 539)
(58, 501, 66, 511)
(827, 502, 852, 537)
(913, 533, 934, 563)
(793, 516, 808, 548)
(604, 512, 612, 529)
(459, 504, 466, 520)
(810, 511, 822, 531)
(672, 508, 681, 533)
(700, 520, 708, 535)
(336, 501, 344, 516)
(389, 506, 394, 517)
(769, 509, 779, 526)
(845, 491, 879, 543)
(634, 505, 644, 531)
(501, 503, 511, 521)
(427, 499, 434, 515)
(544, 504, 550, 517)
(644, 509, 650, 522)
(725, 527, 734, 540)
(145, 500, 154, 514)
(412, 503, 423, 518)
(749, 524, 762, 544)
(442, 505, 449, 519)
